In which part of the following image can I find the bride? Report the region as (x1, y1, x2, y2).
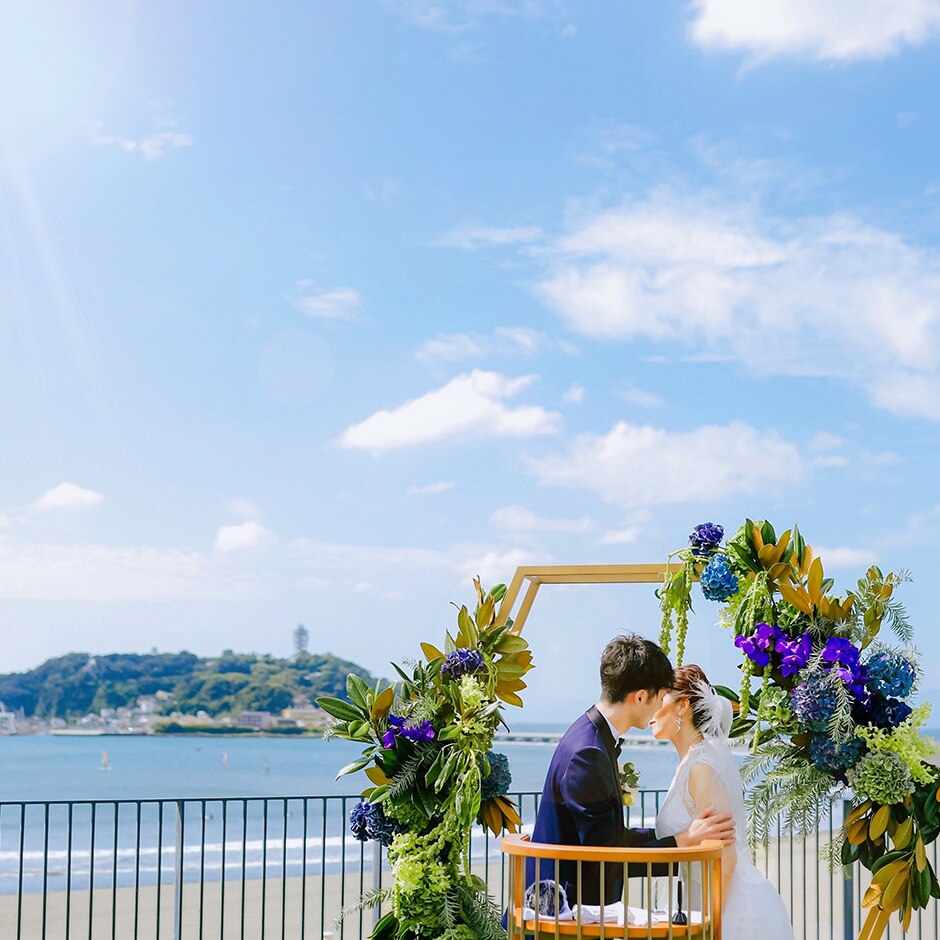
(650, 664, 794, 940)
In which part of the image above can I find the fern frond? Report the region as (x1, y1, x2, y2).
(337, 886, 393, 925)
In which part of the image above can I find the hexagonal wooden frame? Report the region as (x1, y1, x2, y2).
(495, 563, 684, 633)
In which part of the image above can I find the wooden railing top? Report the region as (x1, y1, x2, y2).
(501, 833, 724, 863)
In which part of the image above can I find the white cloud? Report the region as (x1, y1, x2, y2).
(454, 547, 543, 585)
(809, 432, 844, 452)
(292, 286, 362, 320)
(416, 327, 548, 363)
(490, 504, 593, 533)
(563, 383, 586, 404)
(688, 0, 940, 62)
(214, 521, 276, 553)
(339, 369, 561, 449)
(407, 481, 456, 495)
(534, 192, 940, 420)
(91, 125, 194, 160)
(0, 535, 259, 601)
(599, 526, 642, 545)
(436, 224, 543, 249)
(386, 1, 564, 34)
(34, 482, 104, 511)
(528, 420, 802, 508)
(290, 535, 535, 589)
(811, 455, 850, 468)
(620, 386, 664, 408)
(812, 545, 878, 569)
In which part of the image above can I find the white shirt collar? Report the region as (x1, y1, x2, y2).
(602, 712, 623, 748)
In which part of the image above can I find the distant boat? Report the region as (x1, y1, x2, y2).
(100, 750, 111, 771)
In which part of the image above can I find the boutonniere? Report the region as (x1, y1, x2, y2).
(619, 760, 640, 807)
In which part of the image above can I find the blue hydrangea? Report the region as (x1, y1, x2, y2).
(865, 651, 916, 699)
(808, 734, 866, 776)
(700, 554, 739, 602)
(856, 694, 913, 730)
(790, 672, 838, 731)
(689, 522, 724, 557)
(480, 751, 512, 801)
(348, 800, 402, 846)
(440, 648, 485, 681)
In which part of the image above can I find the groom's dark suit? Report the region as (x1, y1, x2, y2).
(529, 706, 677, 905)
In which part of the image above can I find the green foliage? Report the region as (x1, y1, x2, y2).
(0, 650, 377, 720)
(322, 580, 527, 939)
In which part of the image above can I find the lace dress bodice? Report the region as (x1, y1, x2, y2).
(654, 738, 795, 940)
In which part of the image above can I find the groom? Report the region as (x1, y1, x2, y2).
(530, 633, 735, 906)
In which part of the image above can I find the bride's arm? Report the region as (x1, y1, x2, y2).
(688, 764, 736, 900)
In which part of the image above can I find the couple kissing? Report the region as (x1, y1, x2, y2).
(529, 633, 794, 939)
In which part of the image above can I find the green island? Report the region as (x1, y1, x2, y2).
(0, 647, 378, 736)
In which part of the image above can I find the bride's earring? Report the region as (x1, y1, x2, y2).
(675, 711, 683, 734)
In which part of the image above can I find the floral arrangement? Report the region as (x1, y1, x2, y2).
(317, 579, 534, 940)
(659, 520, 940, 932)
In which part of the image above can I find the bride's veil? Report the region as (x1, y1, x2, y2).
(690, 679, 734, 740)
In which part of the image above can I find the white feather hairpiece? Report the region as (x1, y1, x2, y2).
(690, 678, 733, 739)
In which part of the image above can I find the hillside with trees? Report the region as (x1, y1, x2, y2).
(0, 649, 377, 720)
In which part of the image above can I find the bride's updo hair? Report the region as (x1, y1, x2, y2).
(672, 664, 713, 731)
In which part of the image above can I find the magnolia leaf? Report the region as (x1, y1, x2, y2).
(371, 687, 395, 721)
(420, 642, 444, 662)
(457, 605, 472, 635)
(317, 696, 365, 723)
(336, 756, 372, 779)
(497, 634, 528, 654)
(751, 524, 764, 553)
(495, 688, 524, 708)
(365, 766, 392, 786)
(777, 582, 813, 616)
(476, 597, 495, 629)
(346, 674, 371, 710)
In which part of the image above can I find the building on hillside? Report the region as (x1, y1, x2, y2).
(237, 711, 274, 730)
(281, 705, 324, 727)
(0, 702, 16, 735)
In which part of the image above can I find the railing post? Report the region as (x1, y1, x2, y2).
(372, 840, 382, 927)
(174, 800, 184, 940)
(842, 799, 855, 940)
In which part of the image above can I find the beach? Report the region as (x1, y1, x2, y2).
(4, 838, 939, 940)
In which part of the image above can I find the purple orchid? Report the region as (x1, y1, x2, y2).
(735, 622, 783, 668)
(775, 632, 813, 678)
(381, 713, 436, 749)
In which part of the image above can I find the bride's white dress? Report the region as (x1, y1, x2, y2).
(655, 738, 795, 940)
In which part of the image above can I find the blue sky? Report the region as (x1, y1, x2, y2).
(2, 1, 940, 719)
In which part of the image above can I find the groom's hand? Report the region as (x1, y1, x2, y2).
(674, 807, 735, 847)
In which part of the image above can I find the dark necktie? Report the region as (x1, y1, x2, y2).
(614, 738, 623, 759)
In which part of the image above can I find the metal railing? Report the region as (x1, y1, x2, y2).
(0, 792, 937, 939)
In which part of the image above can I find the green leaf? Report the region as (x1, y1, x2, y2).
(714, 684, 740, 704)
(317, 696, 365, 722)
(346, 674, 371, 710)
(760, 520, 776, 544)
(336, 756, 372, 779)
(496, 634, 528, 654)
(489, 583, 507, 602)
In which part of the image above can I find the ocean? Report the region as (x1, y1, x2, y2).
(0, 730, 682, 802)
(0, 731, 682, 895)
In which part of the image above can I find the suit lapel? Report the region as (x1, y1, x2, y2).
(586, 705, 620, 776)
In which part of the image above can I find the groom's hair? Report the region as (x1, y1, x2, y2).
(599, 634, 674, 703)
